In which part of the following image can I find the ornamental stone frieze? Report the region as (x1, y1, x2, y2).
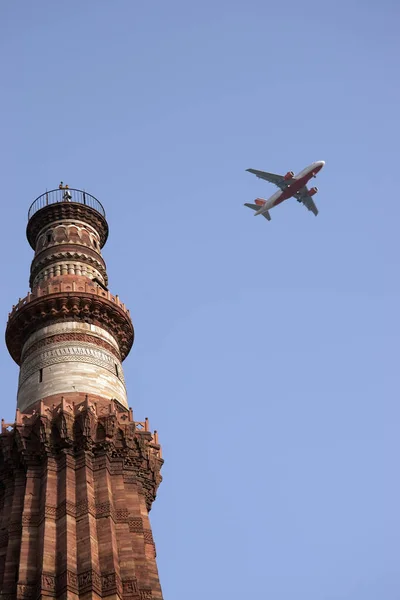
(30, 250, 108, 288)
(0, 398, 163, 511)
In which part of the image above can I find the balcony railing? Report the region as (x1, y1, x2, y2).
(8, 281, 130, 320)
(28, 188, 106, 220)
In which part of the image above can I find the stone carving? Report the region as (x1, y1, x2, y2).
(39, 421, 47, 445)
(102, 572, 117, 591)
(44, 505, 57, 518)
(59, 415, 68, 440)
(7, 292, 134, 365)
(16, 583, 36, 599)
(66, 570, 78, 590)
(143, 530, 154, 545)
(56, 570, 79, 592)
(75, 500, 91, 518)
(36, 223, 101, 255)
(123, 578, 139, 595)
(19, 342, 125, 388)
(0, 403, 163, 595)
(129, 518, 144, 533)
(41, 499, 138, 524)
(33, 263, 106, 290)
(96, 501, 112, 518)
(55, 500, 77, 519)
(51, 412, 73, 448)
(30, 250, 108, 288)
(23, 332, 121, 361)
(21, 514, 40, 527)
(115, 508, 129, 522)
(27, 202, 109, 252)
(24, 321, 118, 348)
(41, 572, 56, 591)
(105, 415, 117, 440)
(78, 569, 102, 593)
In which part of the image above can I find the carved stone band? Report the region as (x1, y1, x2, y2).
(27, 202, 109, 249)
(6, 291, 134, 364)
(22, 331, 121, 362)
(18, 342, 126, 389)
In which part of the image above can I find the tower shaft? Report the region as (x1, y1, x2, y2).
(0, 188, 163, 600)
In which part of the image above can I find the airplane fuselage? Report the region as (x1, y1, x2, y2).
(255, 161, 325, 215)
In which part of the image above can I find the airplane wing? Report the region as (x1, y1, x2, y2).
(246, 169, 290, 191)
(296, 187, 319, 216)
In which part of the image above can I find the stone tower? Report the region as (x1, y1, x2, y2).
(0, 187, 163, 600)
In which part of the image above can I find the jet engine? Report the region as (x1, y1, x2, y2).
(308, 187, 318, 196)
(284, 171, 295, 180)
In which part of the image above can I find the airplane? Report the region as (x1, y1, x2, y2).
(244, 160, 325, 221)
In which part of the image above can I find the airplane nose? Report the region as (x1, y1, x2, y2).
(313, 160, 325, 171)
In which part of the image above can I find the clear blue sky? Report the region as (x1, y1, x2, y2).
(0, 1, 398, 598)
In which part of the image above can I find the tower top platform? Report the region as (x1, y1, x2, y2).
(28, 187, 106, 220)
(27, 187, 108, 249)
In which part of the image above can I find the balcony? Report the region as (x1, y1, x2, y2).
(6, 279, 134, 364)
(28, 188, 106, 220)
(8, 281, 130, 320)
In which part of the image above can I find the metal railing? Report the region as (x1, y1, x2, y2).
(28, 188, 106, 220)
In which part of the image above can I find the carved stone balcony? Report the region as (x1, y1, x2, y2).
(6, 280, 134, 364)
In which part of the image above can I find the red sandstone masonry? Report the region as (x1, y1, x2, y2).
(2, 195, 164, 599)
(0, 397, 163, 599)
(18, 464, 41, 584)
(138, 495, 163, 600)
(38, 459, 58, 586)
(122, 476, 148, 586)
(57, 454, 79, 599)
(1, 471, 25, 595)
(0, 474, 14, 587)
(94, 459, 122, 594)
(75, 452, 102, 582)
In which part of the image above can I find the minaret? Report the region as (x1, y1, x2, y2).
(0, 186, 163, 600)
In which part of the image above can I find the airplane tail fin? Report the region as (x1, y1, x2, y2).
(244, 202, 271, 221)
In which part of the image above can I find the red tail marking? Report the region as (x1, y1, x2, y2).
(255, 198, 266, 206)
